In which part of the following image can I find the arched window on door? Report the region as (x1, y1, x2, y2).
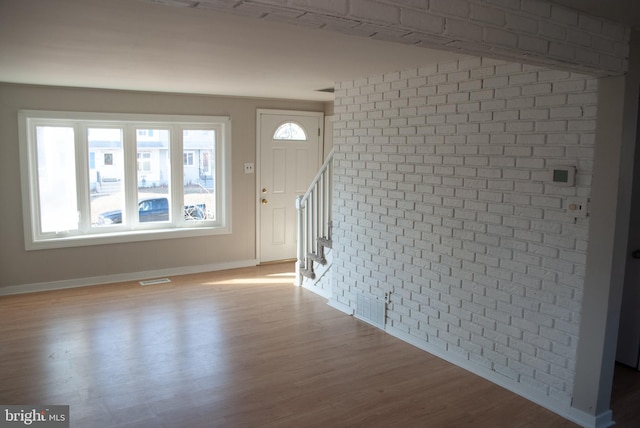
(273, 122, 307, 141)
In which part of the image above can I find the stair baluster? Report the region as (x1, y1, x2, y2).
(296, 149, 334, 285)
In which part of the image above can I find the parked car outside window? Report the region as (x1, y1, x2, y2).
(98, 197, 205, 225)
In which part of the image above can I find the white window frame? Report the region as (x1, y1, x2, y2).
(18, 110, 232, 250)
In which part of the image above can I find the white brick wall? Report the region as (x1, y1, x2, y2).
(332, 57, 597, 406)
(144, 0, 630, 75)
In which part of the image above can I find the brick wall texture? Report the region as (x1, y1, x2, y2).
(148, 0, 630, 75)
(331, 56, 597, 405)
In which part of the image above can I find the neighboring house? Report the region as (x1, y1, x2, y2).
(88, 129, 215, 193)
(183, 130, 215, 189)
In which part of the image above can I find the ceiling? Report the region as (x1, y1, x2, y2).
(547, 0, 640, 28)
(0, 0, 462, 101)
(0, 0, 639, 102)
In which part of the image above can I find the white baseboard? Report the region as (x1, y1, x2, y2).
(384, 325, 610, 428)
(0, 259, 259, 296)
(595, 410, 614, 428)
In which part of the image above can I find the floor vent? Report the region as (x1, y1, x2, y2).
(139, 278, 171, 286)
(355, 293, 386, 329)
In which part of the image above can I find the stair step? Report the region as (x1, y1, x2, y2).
(308, 252, 327, 265)
(317, 237, 332, 249)
(300, 267, 316, 279)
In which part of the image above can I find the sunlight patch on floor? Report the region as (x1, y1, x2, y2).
(267, 272, 296, 278)
(204, 276, 295, 286)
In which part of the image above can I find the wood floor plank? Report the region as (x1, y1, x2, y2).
(0, 263, 634, 427)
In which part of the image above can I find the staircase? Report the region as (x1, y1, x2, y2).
(296, 149, 334, 297)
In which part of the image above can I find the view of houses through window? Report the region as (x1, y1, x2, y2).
(20, 111, 229, 249)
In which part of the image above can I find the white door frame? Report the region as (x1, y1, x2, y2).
(255, 109, 324, 263)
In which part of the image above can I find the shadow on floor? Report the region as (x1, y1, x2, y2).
(611, 363, 640, 427)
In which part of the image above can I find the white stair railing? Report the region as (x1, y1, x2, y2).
(296, 149, 334, 285)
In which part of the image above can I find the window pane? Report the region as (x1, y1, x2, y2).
(273, 122, 307, 140)
(183, 130, 215, 221)
(35, 126, 78, 233)
(89, 128, 125, 226)
(183, 152, 194, 166)
(137, 129, 170, 223)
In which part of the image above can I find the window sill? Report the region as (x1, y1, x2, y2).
(25, 225, 231, 251)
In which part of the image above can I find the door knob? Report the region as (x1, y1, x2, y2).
(261, 198, 268, 205)
(633, 250, 640, 259)
(262, 188, 267, 194)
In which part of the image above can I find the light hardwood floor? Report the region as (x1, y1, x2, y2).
(0, 263, 636, 427)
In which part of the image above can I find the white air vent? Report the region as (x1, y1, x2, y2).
(139, 278, 171, 286)
(356, 293, 386, 329)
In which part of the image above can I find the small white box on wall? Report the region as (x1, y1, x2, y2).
(549, 165, 576, 187)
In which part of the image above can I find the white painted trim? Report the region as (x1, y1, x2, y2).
(20, 226, 233, 251)
(323, 115, 334, 160)
(596, 410, 615, 428)
(384, 325, 608, 428)
(327, 298, 354, 315)
(255, 111, 262, 263)
(0, 259, 258, 296)
(256, 109, 325, 119)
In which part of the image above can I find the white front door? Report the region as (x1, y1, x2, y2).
(257, 110, 322, 263)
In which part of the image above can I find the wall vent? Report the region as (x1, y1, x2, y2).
(356, 293, 386, 329)
(139, 278, 171, 286)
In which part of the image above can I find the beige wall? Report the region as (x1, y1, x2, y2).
(0, 83, 326, 290)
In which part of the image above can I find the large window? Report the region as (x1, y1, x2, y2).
(19, 111, 231, 250)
